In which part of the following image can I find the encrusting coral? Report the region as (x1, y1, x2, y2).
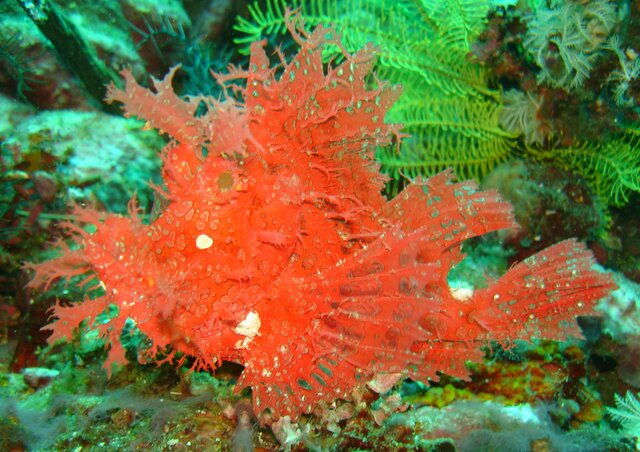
(27, 16, 616, 420)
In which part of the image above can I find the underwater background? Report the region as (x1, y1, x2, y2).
(1, 0, 640, 450)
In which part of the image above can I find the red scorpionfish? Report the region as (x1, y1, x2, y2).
(29, 20, 615, 419)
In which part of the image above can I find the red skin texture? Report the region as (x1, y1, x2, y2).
(29, 23, 616, 419)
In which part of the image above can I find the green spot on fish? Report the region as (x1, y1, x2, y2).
(311, 372, 327, 387)
(318, 363, 333, 377)
(297, 378, 313, 391)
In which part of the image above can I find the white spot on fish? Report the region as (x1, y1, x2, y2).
(234, 311, 261, 349)
(196, 234, 214, 249)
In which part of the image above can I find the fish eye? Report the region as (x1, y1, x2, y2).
(216, 171, 234, 192)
